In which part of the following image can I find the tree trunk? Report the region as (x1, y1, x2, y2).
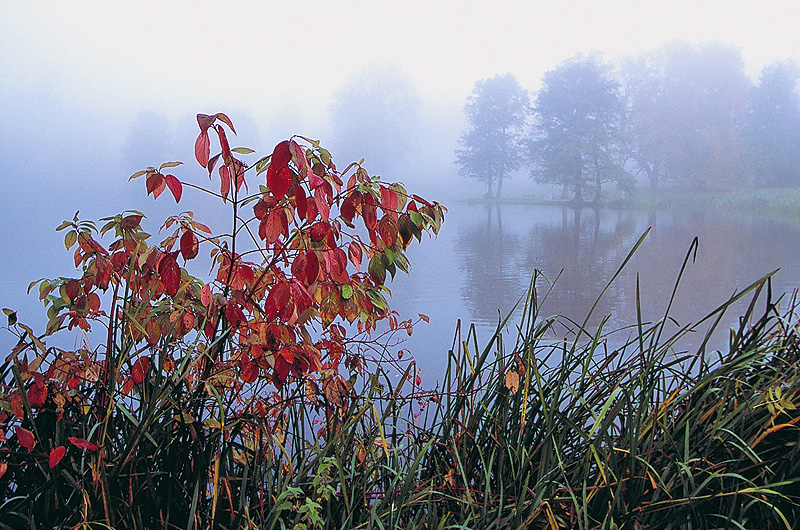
(496, 175, 504, 199)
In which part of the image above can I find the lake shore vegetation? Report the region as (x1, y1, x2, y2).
(3, 117, 800, 529)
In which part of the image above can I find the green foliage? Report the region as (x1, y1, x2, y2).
(455, 73, 530, 199)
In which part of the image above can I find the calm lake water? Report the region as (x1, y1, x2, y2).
(387, 202, 800, 385)
(3, 201, 800, 387)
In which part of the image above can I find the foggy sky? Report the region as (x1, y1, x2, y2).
(2, 0, 800, 353)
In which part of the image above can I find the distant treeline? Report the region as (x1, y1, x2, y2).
(456, 41, 800, 199)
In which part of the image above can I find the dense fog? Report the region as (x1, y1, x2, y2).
(2, 2, 800, 370)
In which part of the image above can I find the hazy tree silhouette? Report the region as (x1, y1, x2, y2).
(620, 42, 750, 190)
(741, 61, 800, 187)
(455, 73, 529, 199)
(329, 65, 421, 179)
(530, 54, 630, 203)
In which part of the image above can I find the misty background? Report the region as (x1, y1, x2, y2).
(2, 1, 800, 380)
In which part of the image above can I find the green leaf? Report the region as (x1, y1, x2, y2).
(64, 230, 78, 250)
(255, 156, 271, 174)
(231, 147, 255, 154)
(340, 285, 353, 299)
(318, 148, 332, 166)
(159, 161, 183, 170)
(368, 256, 386, 285)
(3, 308, 17, 327)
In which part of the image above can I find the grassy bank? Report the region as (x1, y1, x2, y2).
(4, 242, 800, 529)
(461, 186, 800, 218)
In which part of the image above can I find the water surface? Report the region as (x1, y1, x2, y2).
(388, 203, 800, 384)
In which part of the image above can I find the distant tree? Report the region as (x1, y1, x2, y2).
(741, 61, 800, 186)
(616, 51, 672, 191)
(329, 65, 421, 178)
(530, 54, 630, 203)
(621, 42, 750, 190)
(455, 73, 529, 199)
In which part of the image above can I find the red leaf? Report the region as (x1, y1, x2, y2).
(269, 166, 292, 200)
(131, 356, 150, 384)
(145, 318, 161, 345)
(265, 283, 291, 321)
(268, 141, 292, 199)
(207, 153, 221, 176)
(315, 186, 330, 222)
(340, 192, 358, 224)
(216, 125, 231, 163)
(197, 113, 216, 131)
(289, 141, 309, 177)
(305, 197, 318, 223)
(219, 165, 231, 203)
(379, 216, 397, 247)
(27, 381, 47, 407)
(65, 279, 81, 301)
(195, 130, 210, 167)
(16, 426, 35, 451)
(265, 209, 284, 244)
(241, 359, 259, 384)
(254, 196, 276, 220)
(49, 446, 66, 469)
(214, 112, 236, 134)
(0, 462, 7, 479)
(146, 173, 166, 199)
(331, 248, 349, 283)
(164, 174, 182, 203)
(308, 170, 324, 190)
(272, 140, 292, 168)
(363, 194, 378, 231)
(68, 437, 99, 451)
(236, 264, 254, 284)
(380, 186, 399, 214)
(200, 284, 212, 307)
(294, 186, 307, 220)
(120, 214, 143, 230)
(180, 230, 198, 261)
(305, 251, 319, 285)
(158, 253, 181, 297)
(9, 393, 24, 418)
(232, 159, 247, 193)
(274, 355, 291, 384)
(291, 253, 307, 284)
(240, 348, 258, 383)
(87, 292, 101, 312)
(348, 242, 362, 271)
(225, 301, 246, 329)
(310, 222, 329, 242)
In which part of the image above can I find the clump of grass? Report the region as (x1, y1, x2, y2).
(3, 232, 800, 529)
(414, 234, 800, 529)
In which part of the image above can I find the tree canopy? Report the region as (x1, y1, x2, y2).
(741, 61, 800, 186)
(620, 42, 750, 190)
(454, 43, 800, 198)
(530, 53, 629, 203)
(455, 73, 529, 199)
